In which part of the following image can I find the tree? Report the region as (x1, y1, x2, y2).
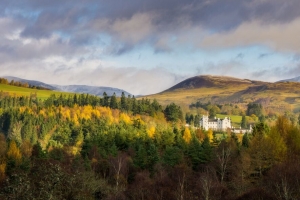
(162, 146, 182, 167)
(102, 92, 109, 107)
(215, 141, 231, 183)
(120, 92, 127, 111)
(108, 152, 130, 194)
(7, 140, 22, 167)
(183, 127, 191, 144)
(110, 93, 118, 109)
(241, 115, 247, 129)
(242, 133, 249, 148)
(194, 115, 200, 127)
(247, 103, 263, 117)
(164, 103, 183, 122)
(252, 122, 269, 137)
(208, 105, 220, 118)
(8, 121, 23, 146)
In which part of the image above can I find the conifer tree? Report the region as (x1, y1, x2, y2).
(110, 93, 118, 109)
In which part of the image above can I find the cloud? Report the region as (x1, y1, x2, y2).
(201, 17, 300, 53)
(250, 65, 300, 81)
(0, 55, 188, 95)
(2, 0, 300, 53)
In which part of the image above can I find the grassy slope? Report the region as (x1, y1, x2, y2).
(0, 84, 74, 100)
(144, 79, 300, 115)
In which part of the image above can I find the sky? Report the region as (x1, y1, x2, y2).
(1, 0, 300, 95)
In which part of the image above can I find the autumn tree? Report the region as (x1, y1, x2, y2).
(7, 140, 22, 168)
(183, 127, 191, 144)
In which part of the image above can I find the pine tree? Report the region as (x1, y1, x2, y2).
(110, 93, 118, 109)
(241, 115, 247, 129)
(120, 92, 127, 111)
(103, 92, 109, 107)
(242, 133, 249, 148)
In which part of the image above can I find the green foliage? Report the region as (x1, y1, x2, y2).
(242, 133, 250, 148)
(252, 122, 270, 137)
(241, 115, 247, 129)
(164, 103, 183, 122)
(247, 103, 263, 117)
(162, 146, 182, 167)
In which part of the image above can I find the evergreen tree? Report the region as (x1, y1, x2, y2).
(164, 103, 183, 122)
(103, 92, 109, 107)
(109, 93, 118, 109)
(194, 114, 200, 127)
(241, 115, 247, 129)
(120, 92, 127, 111)
(242, 133, 250, 148)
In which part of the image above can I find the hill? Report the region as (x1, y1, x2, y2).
(3, 76, 57, 90)
(166, 75, 257, 90)
(145, 75, 300, 114)
(0, 83, 74, 99)
(2, 76, 132, 97)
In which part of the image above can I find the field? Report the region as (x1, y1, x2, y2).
(0, 84, 75, 100)
(216, 114, 242, 124)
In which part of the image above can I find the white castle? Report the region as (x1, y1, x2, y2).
(199, 115, 252, 133)
(200, 115, 232, 131)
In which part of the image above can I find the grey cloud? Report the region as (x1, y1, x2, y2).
(250, 65, 300, 82)
(2, 0, 300, 52)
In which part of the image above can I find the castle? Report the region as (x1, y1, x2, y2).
(200, 115, 232, 131)
(199, 115, 252, 133)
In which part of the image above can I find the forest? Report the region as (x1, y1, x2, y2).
(0, 92, 300, 199)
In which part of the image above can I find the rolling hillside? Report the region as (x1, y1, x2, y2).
(145, 75, 300, 114)
(0, 83, 74, 100)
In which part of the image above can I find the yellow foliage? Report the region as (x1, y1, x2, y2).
(7, 140, 22, 165)
(19, 107, 33, 114)
(147, 126, 156, 138)
(120, 113, 132, 124)
(207, 129, 213, 142)
(39, 109, 47, 118)
(92, 109, 101, 118)
(183, 127, 192, 144)
(72, 113, 79, 126)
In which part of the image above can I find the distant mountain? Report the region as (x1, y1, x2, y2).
(277, 76, 300, 83)
(52, 84, 131, 97)
(2, 76, 132, 97)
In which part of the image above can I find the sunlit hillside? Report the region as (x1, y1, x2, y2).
(0, 83, 75, 100)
